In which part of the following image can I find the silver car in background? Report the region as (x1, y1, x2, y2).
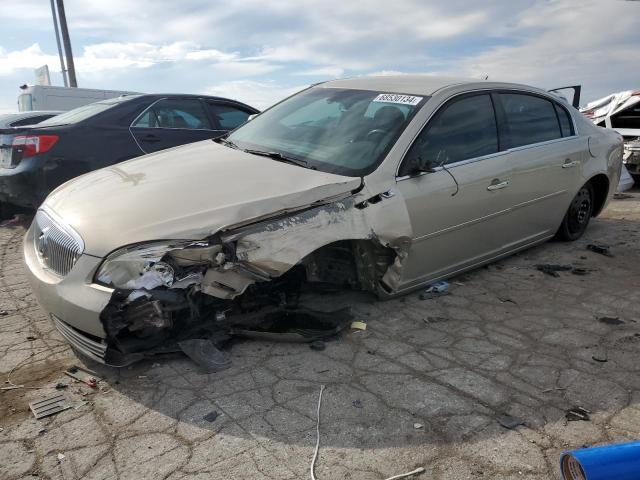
(23, 75, 623, 365)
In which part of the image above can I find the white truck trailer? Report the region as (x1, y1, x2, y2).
(17, 85, 139, 112)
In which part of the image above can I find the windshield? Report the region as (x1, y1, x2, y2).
(227, 87, 426, 176)
(38, 95, 140, 126)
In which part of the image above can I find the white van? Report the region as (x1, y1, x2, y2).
(18, 85, 139, 112)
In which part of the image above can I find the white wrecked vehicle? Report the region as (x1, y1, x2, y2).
(581, 90, 640, 184)
(24, 75, 623, 365)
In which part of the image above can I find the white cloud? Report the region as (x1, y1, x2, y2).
(0, 41, 279, 77)
(450, 0, 640, 102)
(203, 80, 308, 110)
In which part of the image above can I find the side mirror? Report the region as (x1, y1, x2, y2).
(407, 156, 436, 176)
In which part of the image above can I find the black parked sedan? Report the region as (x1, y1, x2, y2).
(0, 94, 258, 213)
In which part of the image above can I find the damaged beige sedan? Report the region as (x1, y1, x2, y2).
(24, 75, 623, 366)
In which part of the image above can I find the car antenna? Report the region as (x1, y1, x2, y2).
(434, 151, 459, 197)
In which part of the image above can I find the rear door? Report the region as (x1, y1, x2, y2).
(495, 91, 584, 242)
(395, 92, 516, 287)
(130, 98, 222, 153)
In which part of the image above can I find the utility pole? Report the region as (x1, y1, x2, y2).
(50, 0, 68, 87)
(55, 0, 78, 87)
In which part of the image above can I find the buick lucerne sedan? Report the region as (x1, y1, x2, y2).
(23, 75, 623, 365)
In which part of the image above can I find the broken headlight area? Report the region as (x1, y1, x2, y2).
(95, 240, 226, 289)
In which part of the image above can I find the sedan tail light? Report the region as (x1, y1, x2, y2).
(12, 134, 59, 158)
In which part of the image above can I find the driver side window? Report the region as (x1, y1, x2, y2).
(400, 94, 498, 175)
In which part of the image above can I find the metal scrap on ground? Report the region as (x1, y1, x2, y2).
(29, 394, 73, 419)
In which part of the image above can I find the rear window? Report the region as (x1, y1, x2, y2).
(500, 93, 562, 148)
(10, 114, 58, 127)
(38, 95, 139, 126)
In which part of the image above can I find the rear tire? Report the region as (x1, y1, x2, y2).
(556, 183, 594, 241)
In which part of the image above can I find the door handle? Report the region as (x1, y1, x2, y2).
(487, 180, 509, 191)
(562, 159, 579, 168)
(141, 135, 161, 143)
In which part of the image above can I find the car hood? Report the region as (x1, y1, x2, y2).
(44, 140, 361, 257)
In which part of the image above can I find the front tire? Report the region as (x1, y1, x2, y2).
(556, 183, 594, 241)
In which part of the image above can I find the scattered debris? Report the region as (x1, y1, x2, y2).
(566, 406, 591, 422)
(203, 411, 219, 423)
(310, 340, 326, 351)
(498, 297, 517, 304)
(38, 428, 47, 435)
(614, 193, 634, 200)
(571, 268, 590, 276)
(424, 281, 449, 294)
(26, 336, 37, 341)
(352, 399, 363, 409)
(587, 244, 613, 257)
(413, 423, 424, 430)
(423, 316, 449, 324)
(536, 264, 572, 277)
(57, 453, 65, 462)
(592, 349, 608, 363)
(598, 316, 624, 325)
(498, 415, 525, 429)
(29, 394, 73, 419)
(350, 321, 367, 331)
(54, 383, 68, 390)
(178, 339, 231, 373)
(0, 309, 7, 316)
(65, 366, 99, 388)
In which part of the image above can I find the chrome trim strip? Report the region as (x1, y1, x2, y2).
(52, 315, 107, 361)
(412, 190, 565, 243)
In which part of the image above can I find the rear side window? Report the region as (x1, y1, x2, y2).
(554, 103, 574, 137)
(401, 94, 498, 173)
(208, 103, 252, 130)
(500, 93, 562, 148)
(133, 98, 212, 129)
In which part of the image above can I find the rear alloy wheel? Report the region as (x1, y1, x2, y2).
(556, 183, 594, 241)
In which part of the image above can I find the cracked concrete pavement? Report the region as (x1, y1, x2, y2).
(1, 191, 639, 480)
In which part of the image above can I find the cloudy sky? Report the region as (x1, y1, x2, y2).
(0, 0, 638, 112)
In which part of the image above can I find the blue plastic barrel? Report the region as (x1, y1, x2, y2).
(560, 441, 640, 480)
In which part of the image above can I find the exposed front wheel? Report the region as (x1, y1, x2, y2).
(556, 183, 594, 241)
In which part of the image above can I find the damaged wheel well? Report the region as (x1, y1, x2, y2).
(300, 239, 396, 293)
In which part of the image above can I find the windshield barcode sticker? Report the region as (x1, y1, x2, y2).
(373, 93, 423, 106)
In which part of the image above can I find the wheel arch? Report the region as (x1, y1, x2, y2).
(586, 173, 610, 217)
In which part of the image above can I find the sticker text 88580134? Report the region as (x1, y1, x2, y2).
(372, 93, 423, 106)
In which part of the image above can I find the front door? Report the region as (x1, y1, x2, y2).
(395, 93, 516, 289)
(130, 98, 225, 154)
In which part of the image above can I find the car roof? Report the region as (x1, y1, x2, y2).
(318, 75, 479, 96)
(131, 93, 257, 109)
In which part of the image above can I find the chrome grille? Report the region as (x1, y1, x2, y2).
(34, 209, 84, 277)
